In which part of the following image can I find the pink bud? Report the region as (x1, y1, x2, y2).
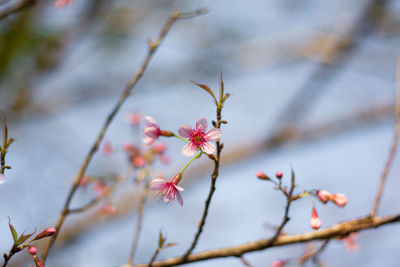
(331, 193, 347, 207)
(256, 171, 270, 180)
(126, 112, 142, 125)
(271, 259, 287, 267)
(28, 246, 37, 255)
(0, 173, 5, 185)
(317, 190, 330, 203)
(99, 204, 116, 216)
(133, 156, 145, 168)
(123, 142, 133, 151)
(102, 140, 114, 156)
(310, 208, 321, 230)
(34, 228, 56, 240)
(153, 143, 167, 153)
(275, 171, 283, 179)
(79, 175, 90, 188)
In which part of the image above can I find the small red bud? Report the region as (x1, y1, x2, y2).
(330, 193, 348, 207)
(275, 171, 283, 179)
(28, 246, 37, 255)
(34, 228, 56, 240)
(317, 190, 330, 203)
(256, 171, 270, 180)
(310, 208, 321, 230)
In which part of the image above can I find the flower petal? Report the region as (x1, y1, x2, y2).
(176, 190, 183, 206)
(174, 184, 184, 191)
(200, 141, 215, 154)
(196, 118, 208, 132)
(178, 125, 193, 138)
(150, 178, 168, 191)
(182, 142, 198, 156)
(145, 116, 157, 125)
(203, 128, 221, 141)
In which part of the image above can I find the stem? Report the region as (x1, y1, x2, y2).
(173, 133, 190, 143)
(371, 59, 400, 217)
(41, 9, 207, 263)
(179, 153, 201, 174)
(181, 80, 225, 260)
(128, 178, 150, 264)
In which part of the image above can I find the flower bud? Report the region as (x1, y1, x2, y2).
(133, 156, 145, 168)
(34, 228, 56, 240)
(330, 193, 347, 207)
(256, 171, 270, 180)
(310, 208, 321, 230)
(317, 190, 330, 203)
(28, 246, 37, 255)
(275, 171, 283, 179)
(171, 173, 182, 185)
(271, 259, 287, 267)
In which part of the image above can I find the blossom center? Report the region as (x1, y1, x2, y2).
(190, 131, 205, 146)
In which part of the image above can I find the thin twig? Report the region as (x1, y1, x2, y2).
(148, 248, 161, 267)
(128, 179, 151, 264)
(181, 76, 225, 260)
(298, 240, 330, 266)
(133, 214, 400, 267)
(371, 59, 400, 217)
(238, 256, 253, 267)
(0, 0, 36, 19)
(41, 9, 207, 263)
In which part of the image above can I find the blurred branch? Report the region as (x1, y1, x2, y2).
(0, 0, 37, 19)
(133, 214, 400, 267)
(41, 8, 207, 263)
(371, 58, 400, 217)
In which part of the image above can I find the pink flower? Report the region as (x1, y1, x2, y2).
(178, 118, 221, 156)
(317, 190, 330, 203)
(271, 259, 287, 267)
(310, 208, 321, 230)
(126, 112, 142, 125)
(343, 233, 359, 251)
(331, 193, 348, 207)
(55, 0, 72, 8)
(133, 156, 145, 168)
(99, 204, 116, 216)
(143, 116, 161, 146)
(0, 174, 5, 185)
(150, 174, 184, 206)
(102, 140, 114, 156)
(93, 180, 108, 196)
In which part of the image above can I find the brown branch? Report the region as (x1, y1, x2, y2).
(371, 59, 400, 217)
(181, 76, 225, 260)
(133, 214, 400, 267)
(238, 256, 253, 267)
(0, 0, 37, 19)
(40, 8, 207, 263)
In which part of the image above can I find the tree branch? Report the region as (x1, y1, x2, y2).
(133, 214, 400, 267)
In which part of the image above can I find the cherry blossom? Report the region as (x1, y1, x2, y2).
(150, 174, 184, 206)
(178, 118, 221, 156)
(143, 116, 161, 146)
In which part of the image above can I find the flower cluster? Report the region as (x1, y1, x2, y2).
(142, 117, 221, 205)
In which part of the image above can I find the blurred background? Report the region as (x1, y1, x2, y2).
(0, 0, 400, 266)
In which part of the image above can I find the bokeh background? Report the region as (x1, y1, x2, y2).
(1, 0, 400, 266)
